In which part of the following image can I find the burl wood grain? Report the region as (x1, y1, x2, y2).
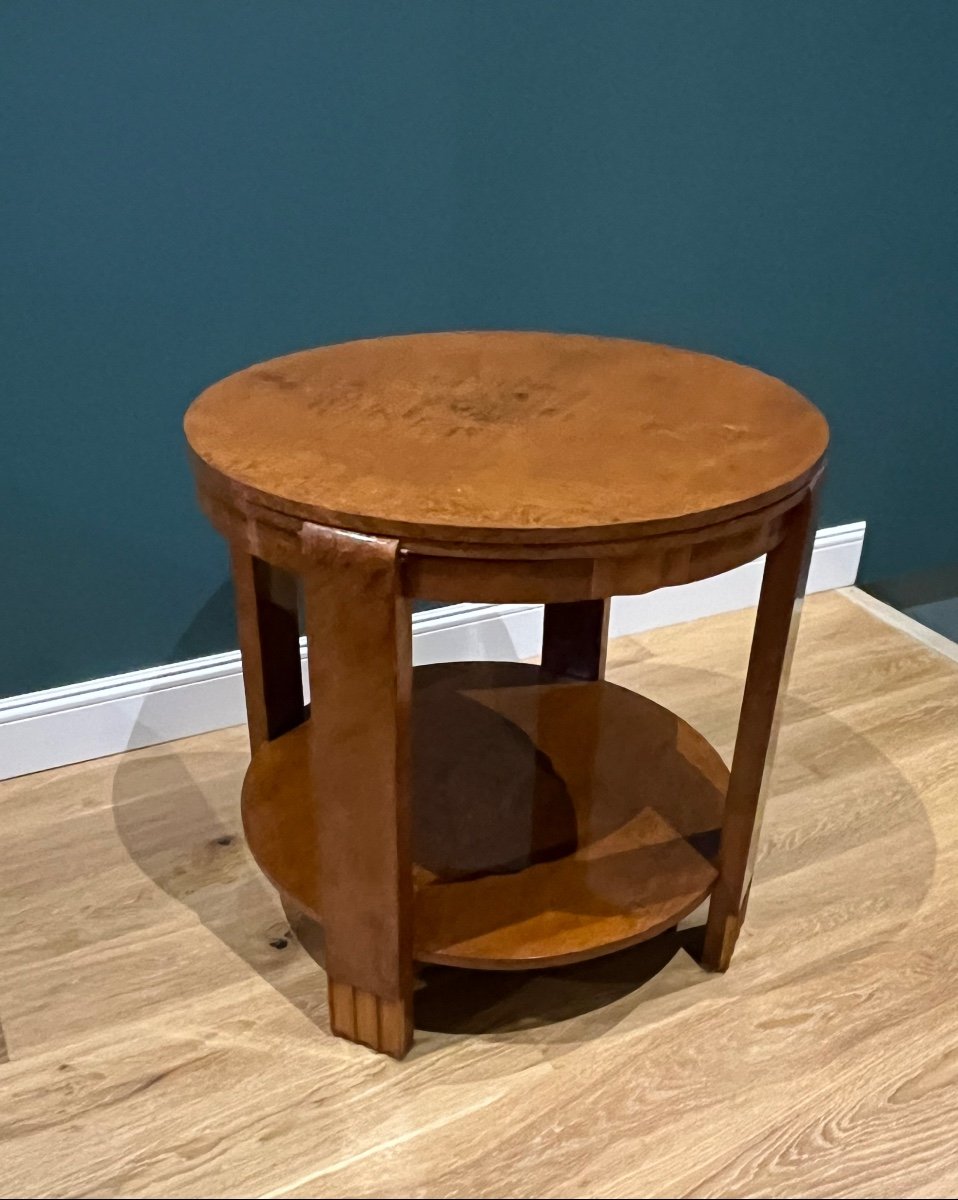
(184, 331, 828, 546)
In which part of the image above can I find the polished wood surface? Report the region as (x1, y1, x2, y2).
(243, 662, 727, 969)
(2, 594, 957, 1198)
(301, 527, 413, 1057)
(703, 487, 818, 969)
(397, 494, 796, 603)
(185, 332, 828, 546)
(541, 598, 610, 680)
(230, 547, 304, 752)
(186, 332, 829, 1055)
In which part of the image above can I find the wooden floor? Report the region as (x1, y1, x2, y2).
(2, 589, 957, 1199)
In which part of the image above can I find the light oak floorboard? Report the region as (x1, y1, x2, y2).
(0, 591, 956, 1198)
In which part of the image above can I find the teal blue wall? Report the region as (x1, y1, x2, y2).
(4, 1, 958, 697)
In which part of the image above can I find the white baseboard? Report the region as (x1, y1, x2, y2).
(0, 521, 864, 780)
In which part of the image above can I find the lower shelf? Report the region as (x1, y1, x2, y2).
(242, 661, 728, 970)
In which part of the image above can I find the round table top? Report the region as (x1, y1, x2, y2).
(185, 331, 828, 546)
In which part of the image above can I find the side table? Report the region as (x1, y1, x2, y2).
(184, 332, 829, 1058)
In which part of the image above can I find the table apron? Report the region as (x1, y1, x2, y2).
(193, 476, 816, 603)
(400, 511, 786, 602)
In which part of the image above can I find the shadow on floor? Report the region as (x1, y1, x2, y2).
(283, 890, 706, 1038)
(109, 647, 935, 1049)
(414, 926, 706, 1036)
(108, 724, 711, 1043)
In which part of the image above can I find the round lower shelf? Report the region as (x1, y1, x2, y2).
(242, 661, 727, 970)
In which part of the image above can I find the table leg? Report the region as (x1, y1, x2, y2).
(541, 598, 611, 680)
(230, 545, 304, 753)
(702, 487, 819, 971)
(303, 528, 414, 1057)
